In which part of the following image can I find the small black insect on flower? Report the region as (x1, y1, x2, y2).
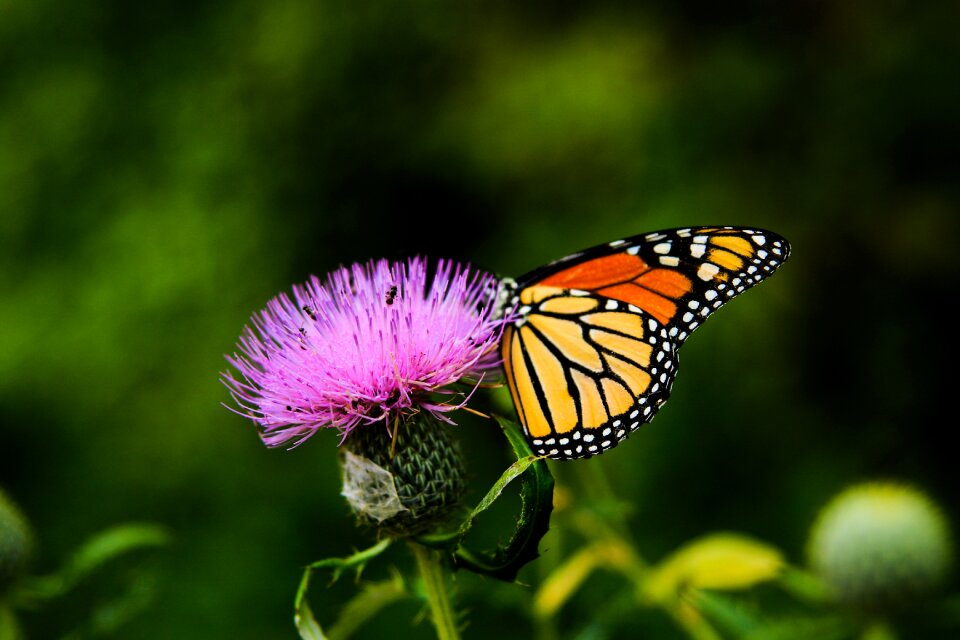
(385, 284, 398, 305)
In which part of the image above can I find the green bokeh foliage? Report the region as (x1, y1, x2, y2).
(1, 0, 958, 638)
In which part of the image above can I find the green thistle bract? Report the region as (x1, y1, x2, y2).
(340, 412, 466, 536)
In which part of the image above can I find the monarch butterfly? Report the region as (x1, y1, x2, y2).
(498, 226, 790, 460)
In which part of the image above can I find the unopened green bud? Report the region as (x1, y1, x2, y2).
(341, 413, 466, 537)
(807, 481, 952, 611)
(0, 488, 33, 595)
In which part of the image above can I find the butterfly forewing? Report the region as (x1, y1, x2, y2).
(518, 227, 790, 342)
(502, 226, 791, 460)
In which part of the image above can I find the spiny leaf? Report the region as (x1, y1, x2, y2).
(449, 416, 554, 581)
(295, 539, 393, 639)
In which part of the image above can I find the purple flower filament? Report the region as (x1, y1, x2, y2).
(223, 258, 506, 448)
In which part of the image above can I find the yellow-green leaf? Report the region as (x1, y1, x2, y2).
(534, 538, 634, 618)
(645, 533, 784, 603)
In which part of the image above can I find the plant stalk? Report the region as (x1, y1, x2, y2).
(408, 541, 460, 640)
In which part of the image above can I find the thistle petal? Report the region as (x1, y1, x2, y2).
(223, 258, 506, 447)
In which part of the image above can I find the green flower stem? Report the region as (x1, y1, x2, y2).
(571, 460, 641, 551)
(408, 541, 460, 640)
(670, 606, 724, 640)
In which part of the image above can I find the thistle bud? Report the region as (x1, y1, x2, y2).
(340, 413, 466, 537)
(0, 488, 33, 595)
(807, 481, 952, 611)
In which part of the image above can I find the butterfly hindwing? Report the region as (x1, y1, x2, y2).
(502, 288, 678, 459)
(501, 226, 790, 460)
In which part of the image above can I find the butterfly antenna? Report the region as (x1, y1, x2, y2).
(460, 405, 491, 419)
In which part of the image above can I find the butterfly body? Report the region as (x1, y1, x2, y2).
(499, 226, 790, 460)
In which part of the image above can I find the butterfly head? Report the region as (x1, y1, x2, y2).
(491, 277, 520, 321)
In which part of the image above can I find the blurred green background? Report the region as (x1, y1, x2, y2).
(2, 0, 958, 638)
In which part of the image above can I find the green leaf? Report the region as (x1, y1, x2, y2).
(859, 621, 898, 640)
(0, 604, 21, 640)
(644, 533, 784, 603)
(689, 590, 764, 636)
(534, 538, 637, 618)
(744, 617, 853, 640)
(449, 415, 554, 582)
(85, 571, 159, 635)
(775, 566, 832, 605)
(17, 523, 170, 601)
(418, 454, 539, 551)
(294, 539, 393, 640)
(326, 574, 407, 640)
(64, 524, 170, 582)
(295, 597, 327, 640)
(300, 538, 392, 582)
(692, 591, 853, 640)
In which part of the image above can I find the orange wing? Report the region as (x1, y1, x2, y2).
(500, 226, 790, 460)
(537, 252, 693, 327)
(501, 290, 677, 459)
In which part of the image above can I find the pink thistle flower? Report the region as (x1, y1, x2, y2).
(223, 257, 506, 448)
